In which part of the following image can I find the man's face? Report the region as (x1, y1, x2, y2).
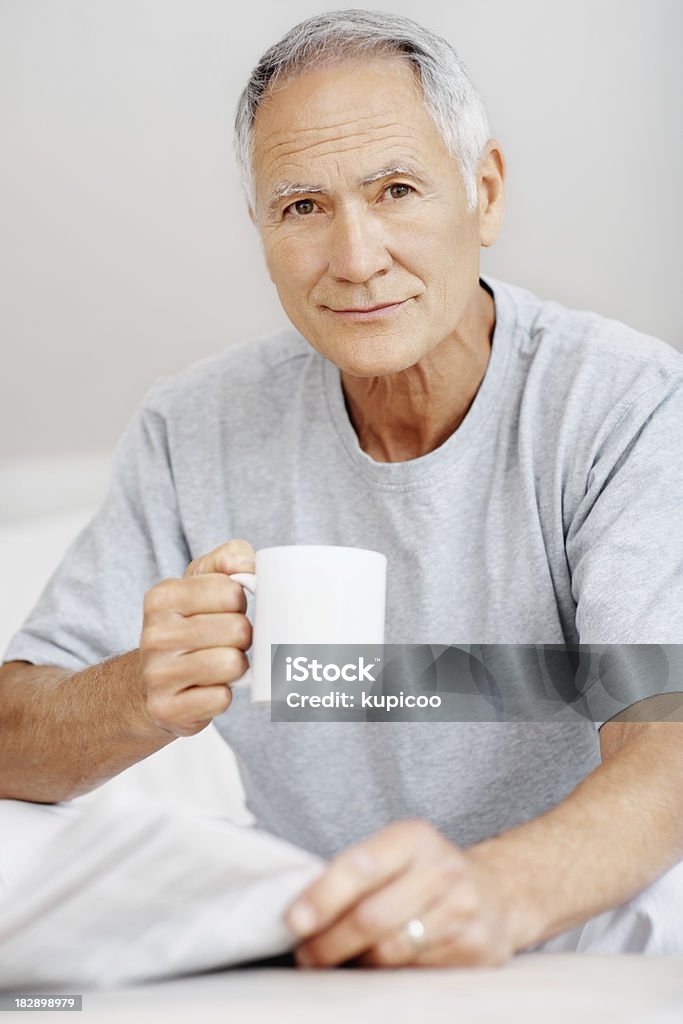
(251, 56, 489, 377)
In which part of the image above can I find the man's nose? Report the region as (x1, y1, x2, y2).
(326, 208, 392, 284)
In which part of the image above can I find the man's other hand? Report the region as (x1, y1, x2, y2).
(285, 819, 519, 968)
(139, 538, 255, 736)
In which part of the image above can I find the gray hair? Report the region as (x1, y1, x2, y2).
(234, 9, 490, 212)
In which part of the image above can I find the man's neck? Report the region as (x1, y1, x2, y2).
(340, 283, 496, 463)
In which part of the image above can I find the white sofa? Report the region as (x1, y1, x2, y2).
(0, 479, 252, 823)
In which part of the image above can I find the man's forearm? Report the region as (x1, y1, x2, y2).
(469, 722, 683, 951)
(0, 654, 175, 803)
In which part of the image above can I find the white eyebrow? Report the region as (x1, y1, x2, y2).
(265, 182, 325, 218)
(270, 182, 326, 202)
(265, 163, 428, 216)
(357, 163, 426, 187)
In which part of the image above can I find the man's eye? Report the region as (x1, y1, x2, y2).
(285, 199, 316, 217)
(386, 183, 414, 200)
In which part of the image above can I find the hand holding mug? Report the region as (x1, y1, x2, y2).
(229, 544, 387, 703)
(139, 539, 255, 736)
(140, 539, 387, 733)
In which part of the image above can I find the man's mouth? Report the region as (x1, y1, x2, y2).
(324, 299, 410, 320)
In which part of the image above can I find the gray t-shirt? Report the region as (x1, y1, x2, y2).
(5, 275, 683, 858)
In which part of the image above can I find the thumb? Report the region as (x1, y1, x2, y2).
(184, 538, 256, 578)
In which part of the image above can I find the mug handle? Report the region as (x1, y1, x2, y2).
(228, 572, 257, 689)
(229, 572, 256, 595)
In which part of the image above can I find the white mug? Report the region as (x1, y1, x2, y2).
(230, 544, 387, 703)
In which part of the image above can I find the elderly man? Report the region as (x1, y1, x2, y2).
(1, 10, 682, 968)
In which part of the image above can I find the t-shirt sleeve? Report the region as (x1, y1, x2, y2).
(2, 389, 191, 672)
(566, 371, 683, 643)
(565, 371, 683, 723)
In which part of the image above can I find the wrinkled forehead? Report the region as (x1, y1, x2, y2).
(250, 55, 442, 187)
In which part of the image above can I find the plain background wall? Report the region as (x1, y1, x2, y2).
(1, 0, 682, 462)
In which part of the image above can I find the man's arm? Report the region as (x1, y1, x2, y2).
(283, 707, 683, 967)
(468, 715, 683, 952)
(0, 654, 174, 804)
(0, 539, 256, 805)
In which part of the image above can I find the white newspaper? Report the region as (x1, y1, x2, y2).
(0, 798, 324, 990)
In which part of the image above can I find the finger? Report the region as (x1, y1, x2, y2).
(359, 877, 485, 968)
(410, 921, 506, 967)
(148, 682, 235, 736)
(143, 612, 252, 654)
(296, 856, 463, 967)
(184, 539, 256, 578)
(145, 575, 247, 617)
(358, 929, 489, 969)
(148, 646, 249, 690)
(286, 819, 447, 940)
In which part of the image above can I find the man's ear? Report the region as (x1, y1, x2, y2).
(477, 140, 506, 248)
(248, 204, 256, 225)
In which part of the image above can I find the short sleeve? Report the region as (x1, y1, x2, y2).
(2, 388, 191, 672)
(565, 372, 683, 645)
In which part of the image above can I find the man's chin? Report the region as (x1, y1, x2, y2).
(307, 336, 423, 378)
(335, 358, 417, 379)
